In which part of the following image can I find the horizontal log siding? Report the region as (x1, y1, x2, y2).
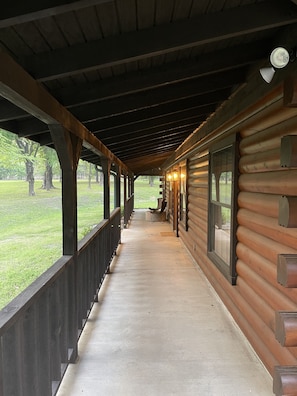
(239, 148, 280, 173)
(179, 152, 208, 249)
(179, 148, 289, 376)
(241, 108, 297, 138)
(238, 113, 297, 371)
(165, 180, 172, 224)
(177, 99, 297, 377)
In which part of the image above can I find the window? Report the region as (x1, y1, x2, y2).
(110, 172, 116, 212)
(208, 135, 239, 284)
(179, 161, 188, 229)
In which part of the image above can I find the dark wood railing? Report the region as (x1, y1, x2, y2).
(0, 207, 121, 396)
(124, 194, 134, 227)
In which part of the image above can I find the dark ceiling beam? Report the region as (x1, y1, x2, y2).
(4, 99, 215, 138)
(104, 128, 192, 149)
(91, 112, 203, 139)
(117, 143, 180, 160)
(94, 116, 206, 148)
(112, 133, 190, 152)
(125, 151, 173, 175)
(80, 150, 101, 164)
(71, 70, 243, 122)
(290, 0, 297, 5)
(5, 118, 48, 137)
(19, 130, 53, 146)
(107, 140, 190, 162)
(23, 0, 297, 81)
(0, 120, 19, 134)
(52, 41, 269, 106)
(118, 140, 180, 154)
(0, 99, 29, 121)
(101, 122, 199, 144)
(87, 93, 228, 133)
(0, 0, 114, 28)
(113, 144, 186, 161)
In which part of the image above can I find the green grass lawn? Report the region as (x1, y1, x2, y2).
(0, 177, 160, 309)
(134, 177, 161, 208)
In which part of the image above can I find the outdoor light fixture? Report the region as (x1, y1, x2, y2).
(260, 47, 294, 83)
(167, 170, 179, 181)
(260, 67, 276, 84)
(270, 47, 290, 68)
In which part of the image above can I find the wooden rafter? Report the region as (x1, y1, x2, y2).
(0, 0, 114, 28)
(22, 0, 297, 81)
(52, 41, 268, 106)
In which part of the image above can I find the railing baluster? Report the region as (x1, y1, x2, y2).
(2, 321, 23, 395)
(22, 305, 39, 395)
(0, 336, 3, 394)
(49, 282, 62, 394)
(59, 271, 68, 376)
(37, 291, 52, 395)
(67, 260, 78, 363)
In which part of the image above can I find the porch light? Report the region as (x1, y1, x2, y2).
(270, 47, 290, 68)
(260, 47, 294, 83)
(172, 171, 178, 181)
(259, 67, 276, 84)
(167, 170, 179, 181)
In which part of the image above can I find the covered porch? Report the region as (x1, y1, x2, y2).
(57, 210, 272, 396)
(2, 2, 297, 395)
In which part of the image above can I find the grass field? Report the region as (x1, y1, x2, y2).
(0, 177, 160, 309)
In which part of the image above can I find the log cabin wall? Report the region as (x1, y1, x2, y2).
(237, 104, 297, 373)
(165, 178, 173, 224)
(175, 93, 297, 379)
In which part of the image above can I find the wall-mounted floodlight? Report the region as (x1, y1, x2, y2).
(260, 47, 293, 83)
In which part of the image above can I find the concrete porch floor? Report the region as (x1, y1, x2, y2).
(57, 209, 273, 396)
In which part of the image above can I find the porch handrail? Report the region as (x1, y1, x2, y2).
(0, 207, 121, 396)
(124, 193, 134, 227)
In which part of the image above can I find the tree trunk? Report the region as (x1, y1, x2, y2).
(26, 159, 35, 196)
(96, 168, 103, 185)
(42, 162, 55, 190)
(88, 162, 92, 189)
(95, 166, 99, 183)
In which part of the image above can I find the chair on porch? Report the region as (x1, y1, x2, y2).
(148, 198, 167, 212)
(146, 199, 167, 221)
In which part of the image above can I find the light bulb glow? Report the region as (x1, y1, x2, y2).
(270, 47, 289, 69)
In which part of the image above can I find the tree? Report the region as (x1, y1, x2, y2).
(95, 165, 103, 184)
(40, 146, 59, 190)
(149, 176, 155, 186)
(0, 130, 25, 179)
(88, 162, 92, 188)
(0, 130, 62, 194)
(15, 137, 39, 196)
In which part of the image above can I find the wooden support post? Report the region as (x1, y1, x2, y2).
(130, 172, 134, 211)
(130, 172, 134, 197)
(49, 124, 82, 363)
(101, 158, 111, 219)
(277, 254, 297, 287)
(123, 174, 127, 228)
(273, 366, 297, 396)
(49, 125, 81, 254)
(275, 311, 297, 347)
(279, 196, 297, 228)
(280, 135, 297, 167)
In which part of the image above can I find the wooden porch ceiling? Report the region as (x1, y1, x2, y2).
(1, 0, 297, 175)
